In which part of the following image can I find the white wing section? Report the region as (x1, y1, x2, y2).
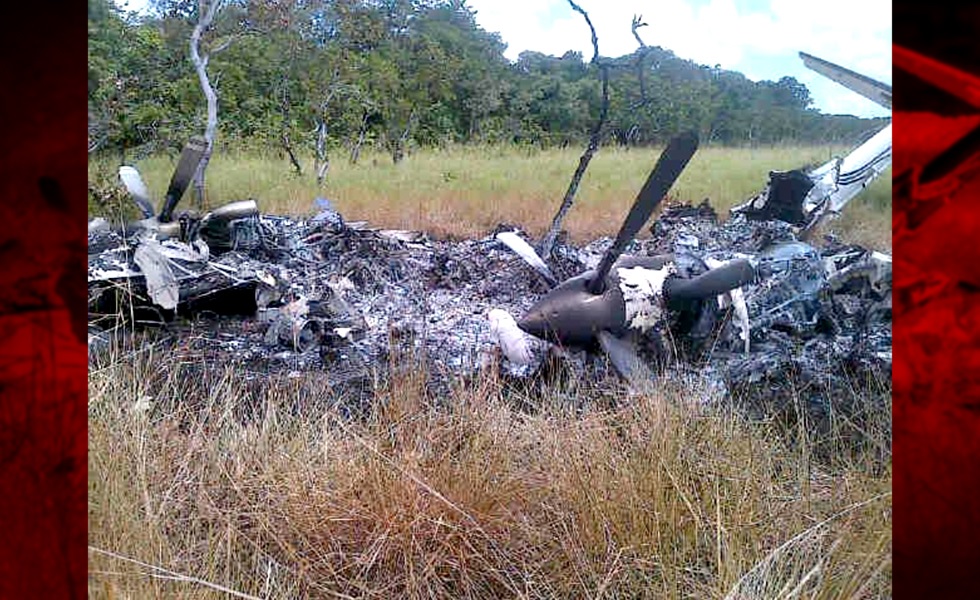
(793, 50, 893, 233)
(800, 52, 891, 109)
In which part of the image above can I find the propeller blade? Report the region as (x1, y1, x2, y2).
(159, 136, 208, 223)
(119, 166, 155, 218)
(665, 258, 756, 307)
(588, 131, 699, 294)
(597, 330, 655, 387)
(496, 231, 558, 287)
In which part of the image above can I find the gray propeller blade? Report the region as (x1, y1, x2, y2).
(665, 258, 756, 307)
(597, 330, 654, 388)
(159, 136, 208, 223)
(588, 131, 699, 295)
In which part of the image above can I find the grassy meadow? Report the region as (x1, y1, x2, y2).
(89, 143, 891, 251)
(88, 143, 893, 598)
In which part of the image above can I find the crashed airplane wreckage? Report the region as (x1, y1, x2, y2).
(489, 130, 890, 421)
(89, 128, 891, 432)
(731, 52, 891, 237)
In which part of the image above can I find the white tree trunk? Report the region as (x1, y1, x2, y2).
(314, 119, 329, 186)
(189, 0, 223, 211)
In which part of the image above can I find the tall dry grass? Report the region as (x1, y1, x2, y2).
(90, 143, 891, 251)
(88, 343, 891, 599)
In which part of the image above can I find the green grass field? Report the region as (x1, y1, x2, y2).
(90, 143, 891, 251)
(88, 143, 892, 598)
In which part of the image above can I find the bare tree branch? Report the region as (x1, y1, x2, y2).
(209, 32, 241, 56)
(278, 75, 303, 176)
(631, 14, 648, 48)
(390, 109, 417, 164)
(312, 74, 340, 185)
(349, 109, 372, 165)
(281, 131, 303, 176)
(539, 0, 611, 260)
(567, 0, 598, 63)
(631, 14, 651, 108)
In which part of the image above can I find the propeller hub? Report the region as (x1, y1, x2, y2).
(517, 272, 624, 348)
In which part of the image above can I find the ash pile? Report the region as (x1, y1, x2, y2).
(88, 198, 891, 429)
(88, 202, 581, 395)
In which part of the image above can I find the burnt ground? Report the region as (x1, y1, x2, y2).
(89, 202, 892, 449)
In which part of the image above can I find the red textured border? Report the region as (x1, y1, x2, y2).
(0, 3, 88, 597)
(892, 8, 980, 596)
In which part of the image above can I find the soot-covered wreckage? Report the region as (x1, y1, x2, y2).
(88, 125, 891, 432)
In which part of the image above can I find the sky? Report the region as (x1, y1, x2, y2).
(113, 0, 892, 118)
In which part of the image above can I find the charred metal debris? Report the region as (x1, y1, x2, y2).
(88, 193, 891, 426)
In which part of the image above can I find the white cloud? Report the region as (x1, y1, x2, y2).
(468, 0, 891, 117)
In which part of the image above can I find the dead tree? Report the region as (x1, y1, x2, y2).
(388, 110, 417, 164)
(307, 98, 334, 186)
(278, 77, 304, 177)
(312, 78, 341, 186)
(538, 0, 610, 260)
(189, 0, 228, 211)
(283, 85, 336, 186)
(349, 108, 374, 165)
(313, 119, 329, 185)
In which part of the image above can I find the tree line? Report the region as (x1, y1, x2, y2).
(88, 0, 887, 164)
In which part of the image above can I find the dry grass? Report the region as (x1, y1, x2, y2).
(90, 143, 891, 251)
(88, 344, 891, 599)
